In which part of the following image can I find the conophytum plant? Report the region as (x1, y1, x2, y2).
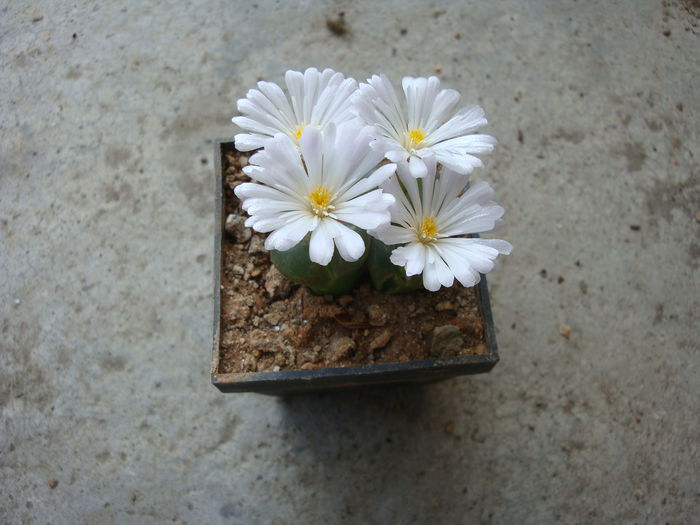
(232, 68, 512, 295)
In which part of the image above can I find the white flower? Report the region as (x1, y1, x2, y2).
(235, 124, 397, 265)
(353, 74, 497, 178)
(371, 157, 511, 291)
(232, 67, 358, 151)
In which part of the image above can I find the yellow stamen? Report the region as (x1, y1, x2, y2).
(309, 186, 333, 216)
(406, 128, 426, 148)
(419, 216, 438, 241)
(294, 124, 306, 140)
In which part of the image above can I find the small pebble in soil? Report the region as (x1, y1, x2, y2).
(243, 354, 257, 371)
(431, 325, 464, 356)
(225, 214, 252, 243)
(264, 266, 294, 299)
(329, 335, 355, 362)
(48, 479, 58, 489)
(229, 296, 251, 321)
(369, 329, 393, 351)
(264, 312, 282, 325)
(435, 301, 454, 312)
(367, 304, 388, 326)
(248, 235, 265, 254)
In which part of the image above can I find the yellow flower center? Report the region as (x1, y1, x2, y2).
(405, 128, 426, 149)
(419, 216, 438, 242)
(294, 124, 306, 141)
(309, 186, 334, 216)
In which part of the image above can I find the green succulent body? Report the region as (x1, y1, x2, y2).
(270, 229, 370, 296)
(367, 238, 423, 294)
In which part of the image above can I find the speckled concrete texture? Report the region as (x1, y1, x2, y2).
(1, 1, 699, 523)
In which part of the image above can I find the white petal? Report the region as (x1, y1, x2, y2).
(435, 179, 502, 234)
(384, 148, 409, 163)
(370, 224, 414, 245)
(439, 202, 504, 236)
(428, 104, 489, 143)
(435, 241, 480, 287)
(464, 180, 496, 203)
(299, 126, 323, 187)
(245, 214, 288, 233)
(256, 81, 293, 117)
(408, 155, 428, 178)
(433, 255, 454, 288)
(233, 133, 268, 151)
(247, 133, 309, 197)
(435, 237, 510, 281)
(232, 115, 278, 137)
(264, 214, 315, 251)
(337, 211, 390, 231)
(284, 69, 306, 122)
(433, 151, 482, 174)
(391, 243, 427, 276)
(478, 238, 513, 255)
(236, 99, 293, 135)
(330, 222, 366, 262)
(354, 75, 407, 142)
(440, 133, 497, 152)
(335, 191, 393, 230)
(402, 76, 440, 129)
(421, 261, 442, 291)
(232, 69, 357, 152)
(338, 164, 397, 202)
(234, 182, 285, 200)
(326, 124, 382, 193)
(425, 88, 461, 132)
(309, 221, 335, 265)
(312, 76, 358, 126)
(395, 163, 424, 217)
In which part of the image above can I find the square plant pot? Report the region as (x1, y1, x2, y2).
(211, 139, 500, 395)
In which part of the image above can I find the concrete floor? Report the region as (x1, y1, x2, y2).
(1, 1, 699, 523)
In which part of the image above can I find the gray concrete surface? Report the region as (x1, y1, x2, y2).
(1, 1, 698, 523)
